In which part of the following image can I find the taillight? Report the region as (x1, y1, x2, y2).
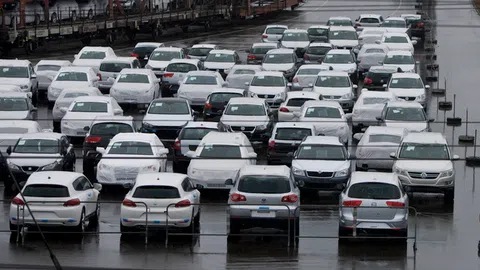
(364, 77, 373, 85)
(163, 72, 174, 78)
(386, 201, 405, 208)
(85, 136, 102, 143)
(97, 73, 102, 81)
(64, 198, 81, 207)
(303, 54, 309, 60)
(268, 140, 275, 149)
(279, 107, 289, 112)
(292, 77, 299, 83)
(205, 103, 213, 109)
(247, 54, 256, 60)
(417, 22, 424, 28)
(281, 194, 298, 203)
(173, 139, 181, 151)
(130, 53, 139, 58)
(262, 34, 268, 38)
(342, 200, 362, 207)
(186, 55, 191, 59)
(175, 199, 191, 208)
(355, 23, 361, 27)
(12, 197, 24, 206)
(122, 199, 137, 207)
(230, 193, 247, 202)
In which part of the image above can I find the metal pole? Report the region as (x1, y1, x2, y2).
(16, 204, 20, 244)
(466, 109, 469, 134)
(144, 203, 148, 246)
(21, 204, 25, 246)
(475, 130, 478, 157)
(165, 204, 170, 247)
(452, 94, 456, 118)
(352, 207, 357, 238)
(287, 206, 290, 247)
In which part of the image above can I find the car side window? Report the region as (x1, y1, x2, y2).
(181, 178, 193, 192)
(72, 178, 83, 191)
(29, 65, 35, 77)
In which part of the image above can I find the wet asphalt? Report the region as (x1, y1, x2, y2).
(1, 0, 480, 268)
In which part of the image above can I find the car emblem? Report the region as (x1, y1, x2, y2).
(241, 127, 245, 131)
(291, 142, 295, 146)
(421, 172, 427, 179)
(380, 79, 384, 83)
(261, 198, 267, 203)
(371, 202, 377, 206)
(28, 167, 32, 171)
(318, 170, 322, 174)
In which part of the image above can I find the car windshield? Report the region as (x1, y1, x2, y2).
(384, 55, 414, 64)
(304, 107, 342, 118)
(166, 63, 197, 73)
(150, 51, 181, 61)
(199, 144, 241, 158)
(71, 102, 108, 113)
(117, 74, 149, 83)
(14, 139, 59, 153)
(296, 144, 346, 159)
(263, 54, 294, 64)
(382, 20, 406, 28)
(405, 17, 421, 24)
(251, 47, 275, 54)
(133, 46, 158, 55)
(181, 128, 216, 140)
(385, 107, 426, 121)
(62, 92, 90, 99)
(0, 66, 29, 78)
(0, 127, 29, 133)
(323, 53, 354, 63)
(36, 65, 62, 71)
(148, 101, 189, 114)
(398, 143, 450, 159)
(238, 175, 291, 194)
(210, 93, 243, 103)
(233, 69, 256, 75)
(206, 53, 235, 62)
(99, 63, 130, 72)
(368, 134, 402, 143)
(360, 36, 383, 45)
(23, 184, 70, 197)
(298, 68, 325, 75)
(308, 28, 328, 36)
(90, 123, 134, 135)
(364, 48, 386, 54)
(251, 75, 285, 87)
(390, 77, 423, 88)
(184, 75, 217, 85)
(362, 97, 391, 105)
(282, 32, 309, 41)
(56, 72, 88, 82)
(133, 186, 180, 199)
(367, 71, 393, 80)
(384, 36, 408, 43)
(79, 51, 106, 59)
(108, 141, 153, 155)
(360, 17, 380, 23)
(306, 46, 331, 55)
(315, 75, 350, 87)
(0, 98, 28, 111)
(287, 98, 315, 107)
(348, 182, 401, 200)
(275, 128, 312, 140)
(328, 20, 352, 26)
(188, 48, 213, 57)
(225, 104, 265, 116)
(266, 27, 287, 34)
(329, 30, 357, 40)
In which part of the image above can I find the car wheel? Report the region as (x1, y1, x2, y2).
(51, 13, 58, 24)
(193, 209, 200, 232)
(89, 202, 100, 228)
(338, 226, 349, 242)
(9, 222, 22, 240)
(48, 101, 55, 110)
(31, 90, 38, 107)
(120, 222, 134, 237)
(289, 218, 299, 244)
(228, 218, 241, 242)
(74, 208, 87, 234)
(53, 121, 61, 133)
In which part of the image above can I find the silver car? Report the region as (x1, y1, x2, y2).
(338, 171, 408, 239)
(34, 60, 71, 93)
(356, 44, 389, 73)
(226, 165, 301, 241)
(97, 57, 141, 93)
(262, 25, 288, 43)
(187, 44, 220, 61)
(292, 64, 328, 90)
(246, 71, 291, 110)
(161, 59, 203, 97)
(177, 71, 227, 109)
(226, 65, 264, 89)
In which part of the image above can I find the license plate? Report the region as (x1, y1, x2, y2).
(77, 131, 86, 135)
(362, 222, 380, 228)
(251, 210, 276, 218)
(207, 183, 225, 188)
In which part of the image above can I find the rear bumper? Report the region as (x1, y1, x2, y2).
(121, 217, 192, 228)
(229, 217, 297, 232)
(267, 151, 293, 165)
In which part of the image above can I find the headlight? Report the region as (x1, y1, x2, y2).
(142, 122, 154, 129)
(416, 94, 426, 101)
(249, 92, 258, 98)
(347, 68, 356, 74)
(143, 165, 157, 172)
(99, 163, 111, 170)
(20, 85, 29, 90)
(8, 162, 20, 171)
(50, 87, 62, 96)
(40, 161, 59, 171)
(292, 166, 305, 176)
(341, 92, 353, 99)
(145, 64, 152, 69)
(256, 124, 267, 131)
(393, 166, 408, 176)
(439, 169, 454, 178)
(274, 92, 285, 100)
(335, 168, 349, 177)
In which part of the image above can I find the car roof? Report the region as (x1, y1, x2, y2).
(364, 126, 408, 136)
(386, 50, 413, 56)
(266, 24, 288, 28)
(58, 66, 94, 73)
(254, 71, 284, 77)
(209, 49, 235, 55)
(252, 43, 278, 48)
(274, 122, 315, 129)
(359, 14, 382, 18)
(266, 48, 295, 54)
(385, 17, 406, 21)
(309, 42, 333, 47)
(73, 96, 114, 103)
(303, 100, 342, 108)
(19, 132, 63, 140)
(36, 60, 71, 65)
(239, 165, 290, 177)
(360, 90, 395, 98)
(329, 26, 356, 31)
(283, 29, 308, 33)
(168, 58, 200, 65)
(302, 135, 342, 145)
(111, 133, 157, 143)
(0, 92, 28, 98)
(391, 72, 421, 79)
(298, 64, 328, 70)
(369, 66, 398, 72)
(402, 132, 447, 144)
(327, 49, 352, 55)
(0, 120, 39, 129)
(184, 121, 218, 129)
(286, 91, 321, 99)
(119, 68, 153, 75)
(201, 131, 249, 144)
(191, 44, 217, 48)
(383, 32, 409, 37)
(350, 172, 399, 185)
(231, 64, 264, 71)
(228, 97, 265, 105)
(0, 59, 31, 66)
(329, 16, 352, 20)
(153, 46, 183, 52)
(80, 46, 112, 52)
(91, 115, 134, 125)
(386, 101, 423, 108)
(100, 57, 136, 63)
(26, 171, 85, 186)
(135, 172, 186, 187)
(308, 25, 329, 29)
(186, 70, 218, 76)
(210, 87, 245, 94)
(317, 70, 349, 76)
(135, 42, 164, 47)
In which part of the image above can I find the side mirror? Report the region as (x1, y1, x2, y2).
(353, 133, 364, 141)
(375, 40, 381, 44)
(222, 82, 229, 87)
(389, 152, 397, 159)
(308, 83, 313, 88)
(382, 84, 387, 88)
(245, 82, 250, 86)
(376, 116, 383, 121)
(6, 146, 12, 155)
(245, 49, 250, 53)
(452, 155, 460, 160)
(186, 150, 196, 158)
(345, 113, 353, 120)
(96, 147, 106, 155)
(158, 148, 169, 155)
(296, 180, 305, 188)
(27, 92, 32, 98)
(93, 183, 102, 191)
(123, 183, 134, 189)
(114, 108, 123, 115)
(411, 40, 417, 45)
(428, 118, 435, 123)
(60, 107, 68, 114)
(31, 74, 37, 79)
(287, 82, 292, 87)
(248, 152, 258, 159)
(378, 61, 384, 65)
(425, 85, 430, 89)
(178, 80, 183, 85)
(74, 54, 78, 59)
(352, 84, 358, 89)
(83, 126, 90, 131)
(225, 178, 234, 186)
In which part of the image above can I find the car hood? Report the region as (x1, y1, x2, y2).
(313, 86, 351, 96)
(226, 75, 254, 89)
(329, 40, 359, 47)
(0, 111, 29, 120)
(100, 155, 157, 167)
(281, 41, 310, 49)
(0, 78, 29, 86)
(383, 28, 408, 34)
(384, 121, 427, 132)
(322, 63, 356, 72)
(9, 153, 61, 167)
(72, 59, 102, 69)
(143, 113, 193, 127)
(220, 115, 269, 126)
(146, 60, 170, 69)
(262, 63, 295, 71)
(249, 86, 286, 95)
(394, 160, 453, 172)
(388, 88, 423, 97)
(112, 83, 152, 91)
(382, 63, 415, 72)
(50, 81, 91, 89)
(292, 159, 350, 172)
(204, 62, 236, 70)
(63, 112, 108, 129)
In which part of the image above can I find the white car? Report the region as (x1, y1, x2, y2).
(381, 17, 410, 35)
(110, 69, 160, 106)
(96, 133, 169, 185)
(377, 101, 433, 132)
(47, 66, 100, 104)
(177, 71, 226, 108)
(34, 60, 71, 92)
(0, 59, 39, 106)
(311, 70, 357, 112)
(61, 96, 123, 137)
(145, 47, 186, 76)
(204, 49, 241, 77)
(131, 42, 165, 67)
(0, 84, 23, 93)
(358, 34, 384, 48)
(79, 0, 107, 19)
(52, 87, 103, 131)
(246, 71, 291, 110)
(356, 44, 389, 73)
(262, 25, 288, 43)
(321, 49, 358, 83)
(0, 92, 36, 120)
(381, 50, 417, 73)
(327, 16, 354, 27)
(354, 14, 384, 31)
(292, 64, 329, 90)
(97, 57, 141, 92)
(385, 73, 429, 107)
(262, 49, 299, 81)
(72, 46, 116, 70)
(280, 29, 310, 55)
(47, 0, 80, 23)
(378, 32, 416, 54)
(359, 27, 387, 37)
(10, 171, 101, 235)
(351, 89, 398, 133)
(293, 100, 351, 145)
(186, 131, 257, 189)
(225, 65, 264, 89)
(354, 126, 409, 171)
(120, 173, 200, 234)
(328, 26, 359, 50)
(278, 91, 323, 122)
(187, 44, 220, 61)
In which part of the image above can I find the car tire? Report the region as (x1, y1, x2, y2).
(444, 189, 454, 204)
(31, 89, 38, 107)
(288, 218, 299, 244)
(74, 208, 87, 234)
(338, 226, 349, 242)
(193, 210, 200, 232)
(48, 101, 55, 110)
(120, 223, 134, 237)
(89, 202, 100, 228)
(53, 121, 61, 133)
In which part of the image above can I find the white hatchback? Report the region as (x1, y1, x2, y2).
(110, 68, 160, 106)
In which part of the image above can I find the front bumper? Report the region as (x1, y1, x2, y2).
(110, 91, 153, 105)
(396, 174, 455, 193)
(294, 174, 349, 190)
(267, 151, 293, 165)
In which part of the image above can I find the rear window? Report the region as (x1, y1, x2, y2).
(307, 28, 328, 36)
(365, 48, 385, 54)
(150, 51, 180, 61)
(56, 72, 88, 82)
(188, 48, 213, 57)
(347, 182, 401, 199)
(37, 65, 62, 72)
(286, 98, 315, 107)
(166, 63, 197, 73)
(368, 134, 402, 144)
(23, 184, 70, 197)
(265, 27, 287, 34)
(90, 123, 134, 135)
(362, 97, 390, 105)
(304, 107, 341, 118)
(238, 175, 291, 194)
(148, 101, 190, 114)
(133, 186, 180, 199)
(275, 128, 312, 140)
(133, 46, 158, 55)
(360, 17, 380, 23)
(251, 47, 274, 54)
(79, 51, 106, 59)
(181, 128, 216, 140)
(306, 46, 330, 55)
(99, 62, 131, 72)
(367, 72, 393, 80)
(117, 74, 149, 83)
(184, 75, 217, 85)
(210, 92, 243, 103)
(108, 141, 153, 155)
(63, 92, 90, 99)
(71, 102, 108, 113)
(297, 69, 324, 76)
(233, 69, 255, 75)
(199, 144, 241, 159)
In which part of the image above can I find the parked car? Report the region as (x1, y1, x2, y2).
(34, 60, 71, 93)
(0, 59, 39, 106)
(267, 122, 316, 165)
(202, 88, 247, 121)
(109, 69, 160, 107)
(131, 42, 165, 67)
(97, 57, 141, 93)
(261, 25, 288, 43)
(246, 43, 280, 65)
(0, 92, 37, 120)
(47, 66, 100, 106)
(225, 65, 264, 89)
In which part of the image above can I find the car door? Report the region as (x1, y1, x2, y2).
(182, 178, 200, 215)
(76, 176, 97, 215)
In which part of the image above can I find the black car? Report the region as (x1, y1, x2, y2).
(303, 43, 333, 63)
(202, 89, 247, 121)
(266, 124, 315, 165)
(246, 43, 279, 65)
(362, 67, 398, 91)
(82, 117, 136, 177)
(131, 43, 164, 67)
(307, 26, 329, 43)
(404, 16, 426, 40)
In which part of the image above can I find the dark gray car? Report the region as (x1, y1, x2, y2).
(303, 43, 334, 63)
(246, 43, 280, 65)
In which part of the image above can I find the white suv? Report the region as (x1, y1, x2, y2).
(0, 59, 39, 106)
(390, 132, 459, 203)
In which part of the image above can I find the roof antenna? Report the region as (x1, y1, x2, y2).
(329, 66, 334, 70)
